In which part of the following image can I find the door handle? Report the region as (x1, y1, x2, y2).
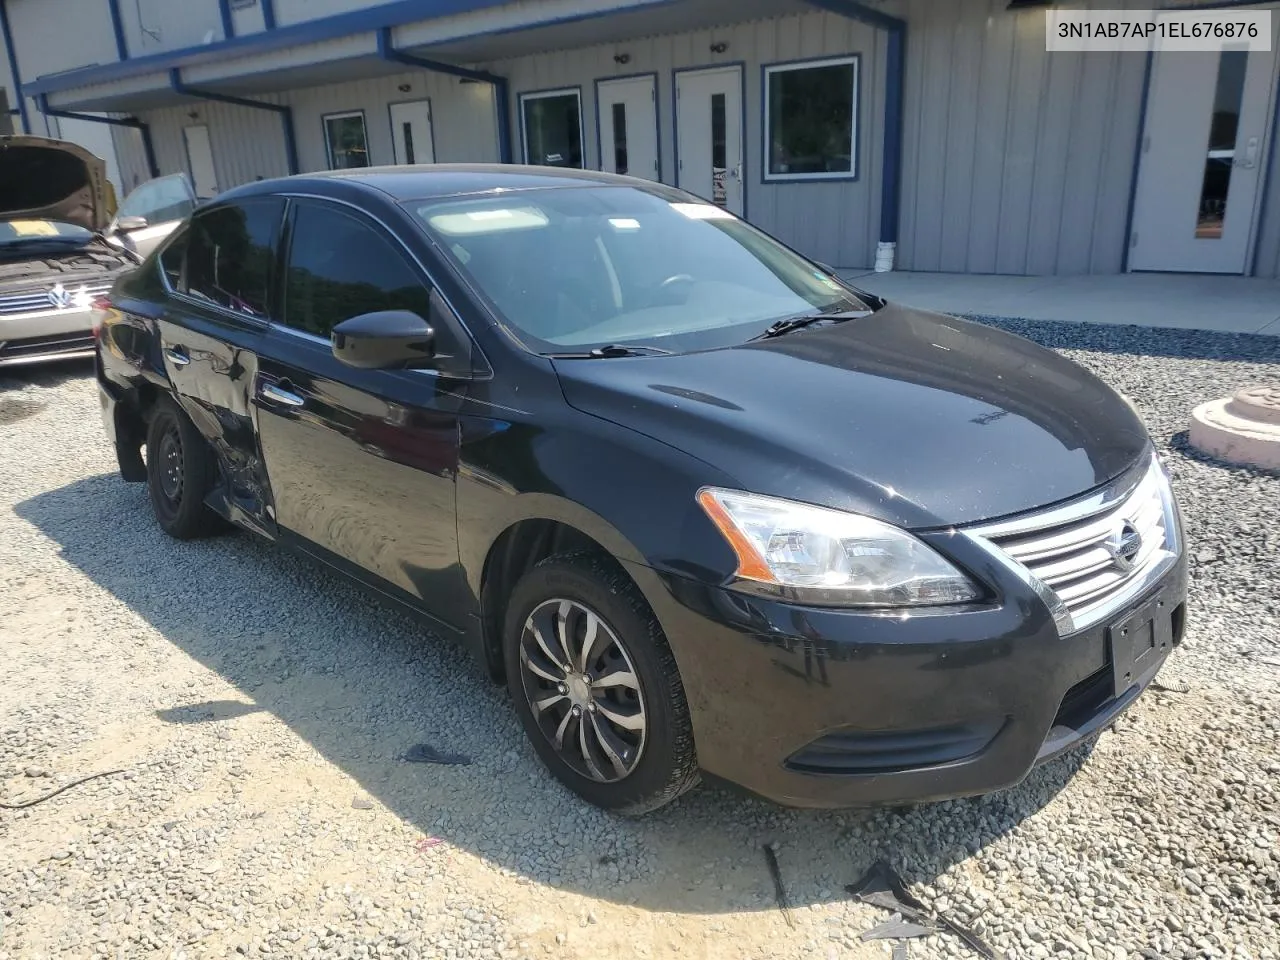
(259, 381, 305, 407)
(163, 346, 190, 367)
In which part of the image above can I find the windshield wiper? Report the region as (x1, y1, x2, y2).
(548, 343, 675, 359)
(749, 309, 871, 341)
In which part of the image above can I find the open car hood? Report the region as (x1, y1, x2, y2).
(0, 135, 109, 232)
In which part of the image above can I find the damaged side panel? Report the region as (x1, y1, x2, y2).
(156, 313, 276, 538)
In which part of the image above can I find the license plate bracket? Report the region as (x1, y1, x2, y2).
(1107, 592, 1174, 699)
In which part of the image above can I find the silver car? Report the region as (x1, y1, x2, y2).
(0, 136, 194, 368)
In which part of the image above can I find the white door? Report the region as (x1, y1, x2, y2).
(182, 124, 218, 199)
(675, 66, 744, 214)
(1130, 31, 1277, 273)
(389, 99, 435, 165)
(597, 75, 658, 181)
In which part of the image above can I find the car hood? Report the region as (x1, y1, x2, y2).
(0, 135, 109, 231)
(553, 304, 1150, 529)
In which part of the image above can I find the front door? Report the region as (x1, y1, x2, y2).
(109, 173, 197, 257)
(182, 124, 218, 199)
(597, 75, 659, 181)
(253, 197, 468, 629)
(389, 99, 436, 165)
(1130, 32, 1277, 273)
(675, 66, 744, 215)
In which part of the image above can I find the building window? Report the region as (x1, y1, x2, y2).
(520, 89, 584, 168)
(323, 111, 370, 170)
(764, 56, 859, 181)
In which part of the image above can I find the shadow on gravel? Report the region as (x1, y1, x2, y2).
(18, 474, 1091, 915)
(970, 317, 1280, 364)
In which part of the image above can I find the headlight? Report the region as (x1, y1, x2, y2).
(696, 487, 981, 607)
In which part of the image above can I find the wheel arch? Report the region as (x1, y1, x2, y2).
(471, 495, 653, 684)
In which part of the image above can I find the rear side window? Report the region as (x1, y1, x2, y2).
(282, 201, 431, 338)
(183, 199, 283, 319)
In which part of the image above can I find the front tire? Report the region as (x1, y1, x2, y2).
(145, 399, 224, 540)
(503, 553, 699, 815)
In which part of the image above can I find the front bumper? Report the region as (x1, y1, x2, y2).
(624, 543, 1188, 809)
(0, 306, 95, 366)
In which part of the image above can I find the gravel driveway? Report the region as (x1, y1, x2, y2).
(2, 319, 1279, 960)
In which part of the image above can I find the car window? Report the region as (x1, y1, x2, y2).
(410, 185, 870, 354)
(117, 174, 197, 225)
(283, 202, 431, 339)
(183, 199, 282, 319)
(158, 227, 189, 290)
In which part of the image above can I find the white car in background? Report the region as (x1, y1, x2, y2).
(0, 135, 195, 368)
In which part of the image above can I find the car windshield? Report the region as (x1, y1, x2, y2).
(409, 186, 872, 354)
(0, 220, 92, 252)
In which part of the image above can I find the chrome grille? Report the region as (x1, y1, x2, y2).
(971, 456, 1180, 633)
(0, 280, 113, 318)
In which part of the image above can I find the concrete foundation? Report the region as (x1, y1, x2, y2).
(1189, 384, 1280, 471)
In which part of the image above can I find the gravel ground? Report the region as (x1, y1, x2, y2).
(1, 318, 1279, 960)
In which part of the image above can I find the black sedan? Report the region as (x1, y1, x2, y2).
(95, 166, 1187, 814)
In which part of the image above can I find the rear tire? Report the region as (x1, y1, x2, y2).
(503, 552, 699, 816)
(145, 399, 224, 540)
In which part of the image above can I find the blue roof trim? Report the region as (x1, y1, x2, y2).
(22, 0, 517, 97)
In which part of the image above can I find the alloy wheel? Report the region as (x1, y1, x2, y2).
(517, 598, 648, 782)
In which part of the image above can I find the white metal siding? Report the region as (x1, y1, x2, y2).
(135, 68, 498, 192)
(284, 70, 499, 169)
(141, 97, 292, 189)
(232, 1, 269, 37)
(6, 0, 118, 129)
(120, 0, 227, 55)
(492, 9, 884, 268)
(892, 0, 1150, 275)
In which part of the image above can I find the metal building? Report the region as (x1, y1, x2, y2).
(2, 0, 1278, 276)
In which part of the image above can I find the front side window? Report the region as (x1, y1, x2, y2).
(182, 198, 282, 318)
(324, 111, 370, 170)
(520, 90, 584, 168)
(117, 173, 197, 225)
(411, 186, 870, 355)
(764, 57, 859, 181)
(283, 202, 431, 339)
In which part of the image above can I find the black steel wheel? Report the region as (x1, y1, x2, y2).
(504, 553, 699, 815)
(145, 399, 225, 540)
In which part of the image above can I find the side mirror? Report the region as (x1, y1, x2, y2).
(114, 215, 149, 232)
(332, 310, 436, 370)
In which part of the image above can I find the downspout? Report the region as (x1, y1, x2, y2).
(376, 26, 512, 164)
(107, 0, 129, 60)
(169, 68, 299, 174)
(805, 0, 906, 271)
(0, 0, 29, 133)
(217, 0, 235, 39)
(37, 93, 159, 177)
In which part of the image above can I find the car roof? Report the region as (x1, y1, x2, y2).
(220, 164, 661, 205)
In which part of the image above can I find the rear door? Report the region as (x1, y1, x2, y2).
(110, 173, 198, 257)
(252, 197, 469, 629)
(157, 197, 283, 534)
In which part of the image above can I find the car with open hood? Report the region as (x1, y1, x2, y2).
(0, 136, 193, 368)
(95, 166, 1188, 814)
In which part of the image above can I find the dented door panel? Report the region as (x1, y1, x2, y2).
(158, 307, 275, 535)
